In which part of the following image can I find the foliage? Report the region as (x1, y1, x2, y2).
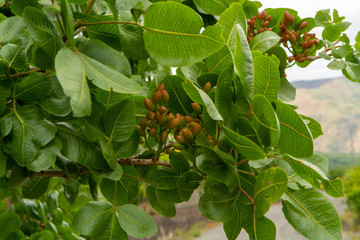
(0, 0, 358, 239)
(344, 167, 360, 217)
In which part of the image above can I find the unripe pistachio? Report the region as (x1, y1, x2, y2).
(302, 41, 308, 50)
(314, 40, 319, 46)
(191, 102, 201, 114)
(309, 33, 316, 39)
(182, 128, 194, 143)
(146, 110, 155, 121)
(192, 124, 201, 137)
(140, 118, 147, 130)
(284, 11, 290, 22)
(280, 23, 286, 31)
(156, 83, 165, 91)
(283, 34, 290, 41)
(288, 56, 295, 62)
(262, 21, 269, 27)
(290, 33, 297, 43)
(144, 98, 155, 111)
(160, 130, 168, 143)
(266, 15, 272, 21)
(137, 126, 145, 136)
(257, 28, 264, 34)
(152, 91, 162, 104)
(308, 40, 314, 48)
(298, 57, 306, 63)
(257, 11, 261, 19)
(155, 111, 162, 124)
(203, 82, 212, 94)
(261, 10, 267, 19)
(146, 120, 157, 128)
(185, 116, 193, 123)
(295, 54, 301, 61)
(161, 90, 169, 103)
(149, 127, 157, 137)
(299, 21, 308, 29)
(174, 135, 185, 144)
(166, 113, 175, 124)
(168, 117, 180, 129)
(159, 106, 167, 114)
(166, 148, 173, 154)
(247, 19, 251, 25)
(173, 143, 185, 150)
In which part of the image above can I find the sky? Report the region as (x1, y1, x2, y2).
(259, 0, 360, 82)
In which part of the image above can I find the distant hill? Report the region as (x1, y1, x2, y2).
(291, 77, 360, 153)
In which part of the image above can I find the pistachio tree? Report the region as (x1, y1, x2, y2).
(0, 0, 359, 239)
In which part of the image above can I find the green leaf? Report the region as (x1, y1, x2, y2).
(76, 38, 131, 78)
(161, 75, 193, 116)
(78, 52, 141, 94)
(100, 178, 128, 206)
(196, 150, 239, 190)
(283, 187, 342, 240)
(223, 200, 246, 240)
(169, 151, 190, 176)
(205, 46, 234, 74)
(198, 185, 238, 222)
(15, 72, 51, 103)
(92, 212, 128, 240)
(222, 125, 265, 160)
(0, 86, 6, 116)
(30, 230, 55, 240)
(315, 9, 331, 27)
(28, 138, 62, 172)
(11, 0, 41, 15)
(103, 99, 136, 142)
(177, 171, 203, 201)
(149, 169, 178, 190)
(55, 47, 91, 117)
(274, 101, 313, 158)
(215, 68, 235, 121)
(119, 22, 150, 60)
(193, 0, 228, 15)
(278, 77, 296, 102)
(23, 7, 64, 68)
(8, 164, 28, 188)
(253, 167, 288, 217)
(323, 177, 344, 198)
(60, 0, 74, 49)
(0, 17, 25, 44)
(114, 129, 140, 158)
(143, 2, 225, 66)
(0, 211, 23, 239)
(300, 115, 323, 139)
(11, 105, 57, 166)
(0, 141, 7, 177)
(72, 201, 113, 236)
(236, 117, 262, 146)
(116, 204, 158, 238)
(254, 56, 281, 101)
(250, 31, 281, 52)
(249, 94, 279, 147)
(322, 25, 342, 42)
(327, 60, 345, 70)
(183, 81, 223, 121)
(0, 43, 26, 71)
(146, 186, 176, 217)
(22, 177, 49, 199)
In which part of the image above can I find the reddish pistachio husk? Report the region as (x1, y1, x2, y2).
(203, 82, 212, 94)
(137, 126, 145, 136)
(295, 54, 301, 61)
(288, 56, 295, 62)
(192, 124, 201, 137)
(298, 57, 306, 63)
(257, 11, 261, 19)
(266, 15, 272, 21)
(185, 116, 193, 123)
(156, 83, 165, 91)
(160, 130, 168, 143)
(289, 15, 295, 25)
(302, 41, 308, 50)
(166, 113, 175, 124)
(146, 120, 157, 129)
(139, 118, 147, 130)
(261, 10, 267, 19)
(146, 111, 153, 121)
(308, 40, 314, 48)
(161, 90, 169, 103)
(168, 117, 180, 129)
(290, 33, 297, 43)
(152, 91, 162, 104)
(299, 21, 308, 30)
(174, 135, 185, 144)
(182, 128, 194, 143)
(262, 21, 269, 27)
(155, 111, 162, 124)
(284, 11, 290, 22)
(159, 106, 167, 114)
(149, 128, 157, 137)
(173, 142, 185, 150)
(144, 98, 155, 111)
(191, 102, 201, 114)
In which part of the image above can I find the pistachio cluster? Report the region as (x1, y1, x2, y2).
(278, 11, 319, 63)
(247, 11, 273, 43)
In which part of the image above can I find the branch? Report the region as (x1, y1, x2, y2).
(73, 0, 99, 30)
(1, 69, 54, 79)
(118, 158, 172, 168)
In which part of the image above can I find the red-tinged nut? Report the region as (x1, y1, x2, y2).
(156, 83, 165, 91)
(289, 15, 295, 25)
(146, 120, 157, 128)
(144, 98, 155, 111)
(309, 33, 316, 39)
(185, 116, 193, 123)
(187, 121, 197, 129)
(166, 113, 175, 123)
(248, 37, 253, 42)
(146, 110, 153, 120)
(284, 11, 290, 22)
(314, 40, 319, 46)
(251, 16, 257, 21)
(300, 21, 308, 29)
(161, 90, 169, 103)
(182, 128, 194, 143)
(137, 126, 145, 136)
(283, 34, 290, 41)
(298, 57, 306, 63)
(308, 40, 314, 48)
(203, 82, 212, 94)
(290, 33, 297, 43)
(285, 29, 291, 36)
(295, 31, 300, 37)
(288, 56, 295, 62)
(247, 19, 251, 25)
(152, 91, 162, 104)
(159, 106, 167, 114)
(168, 117, 180, 129)
(266, 15, 272, 21)
(257, 11, 261, 19)
(179, 116, 185, 127)
(304, 32, 308, 38)
(268, 27, 273, 31)
(160, 130, 168, 143)
(261, 10, 267, 19)
(166, 148, 173, 154)
(173, 143, 185, 150)
(257, 28, 264, 34)
(174, 135, 185, 144)
(251, 19, 256, 26)
(140, 118, 147, 130)
(149, 128, 157, 137)
(283, 42, 288, 48)
(155, 111, 162, 124)
(302, 41, 308, 50)
(295, 54, 301, 61)
(192, 124, 201, 137)
(191, 102, 201, 114)
(262, 21, 269, 27)
(247, 26, 251, 32)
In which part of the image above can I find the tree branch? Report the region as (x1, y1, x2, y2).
(1, 69, 54, 79)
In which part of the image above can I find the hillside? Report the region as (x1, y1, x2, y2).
(291, 77, 360, 153)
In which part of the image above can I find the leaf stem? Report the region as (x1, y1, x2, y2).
(237, 169, 254, 176)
